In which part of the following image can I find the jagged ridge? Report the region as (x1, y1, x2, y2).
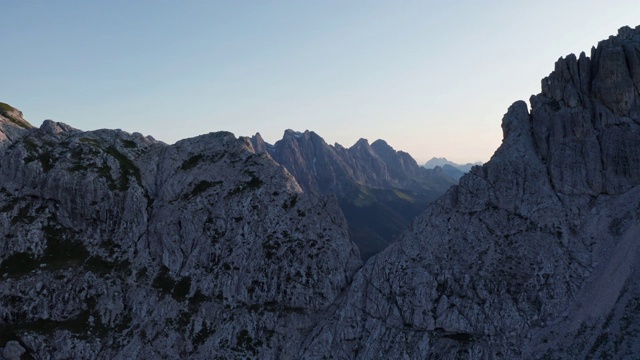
(0, 112, 361, 358)
(247, 129, 456, 260)
(299, 25, 640, 359)
(1, 24, 640, 359)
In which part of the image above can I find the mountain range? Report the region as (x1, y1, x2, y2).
(247, 130, 456, 260)
(422, 157, 483, 172)
(1, 24, 640, 359)
(423, 157, 484, 180)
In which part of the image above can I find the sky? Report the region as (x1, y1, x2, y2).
(1, 1, 639, 164)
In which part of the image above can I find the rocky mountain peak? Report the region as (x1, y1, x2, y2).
(0, 114, 362, 358)
(301, 24, 640, 359)
(0, 102, 34, 145)
(246, 132, 269, 154)
(263, 130, 455, 195)
(281, 129, 316, 141)
(282, 128, 301, 138)
(536, 25, 640, 118)
(370, 138, 391, 151)
(39, 119, 79, 135)
(245, 130, 456, 260)
(0, 102, 32, 128)
(276, 129, 327, 151)
(4, 24, 639, 360)
(350, 137, 370, 150)
(528, 25, 640, 196)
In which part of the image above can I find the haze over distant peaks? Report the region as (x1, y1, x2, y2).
(422, 156, 483, 180)
(2, 24, 640, 359)
(423, 156, 483, 171)
(247, 129, 456, 260)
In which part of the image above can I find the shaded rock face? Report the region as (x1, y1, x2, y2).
(2, 24, 640, 360)
(251, 130, 454, 197)
(248, 130, 456, 260)
(439, 164, 465, 181)
(532, 28, 640, 196)
(0, 112, 361, 358)
(301, 25, 640, 359)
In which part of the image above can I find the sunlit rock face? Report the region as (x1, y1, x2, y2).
(0, 111, 361, 359)
(301, 25, 640, 359)
(1, 24, 640, 360)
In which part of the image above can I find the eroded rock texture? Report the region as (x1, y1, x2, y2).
(2, 24, 640, 359)
(0, 105, 360, 359)
(248, 130, 456, 260)
(302, 25, 640, 359)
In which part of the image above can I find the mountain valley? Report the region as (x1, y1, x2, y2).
(248, 130, 456, 260)
(1, 24, 640, 360)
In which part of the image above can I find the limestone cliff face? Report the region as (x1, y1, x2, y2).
(2, 24, 640, 360)
(0, 112, 361, 358)
(302, 25, 640, 359)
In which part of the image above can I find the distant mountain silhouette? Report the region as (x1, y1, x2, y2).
(248, 130, 456, 260)
(423, 157, 482, 179)
(3, 24, 640, 360)
(439, 163, 464, 180)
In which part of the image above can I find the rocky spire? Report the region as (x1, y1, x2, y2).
(301, 25, 640, 359)
(2, 24, 640, 360)
(0, 102, 33, 146)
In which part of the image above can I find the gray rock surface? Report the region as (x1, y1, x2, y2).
(2, 341, 25, 360)
(248, 130, 456, 260)
(0, 102, 33, 146)
(249, 129, 455, 197)
(2, 24, 640, 359)
(0, 110, 361, 359)
(300, 24, 640, 359)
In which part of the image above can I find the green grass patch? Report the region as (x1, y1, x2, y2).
(0, 105, 31, 129)
(0, 252, 40, 277)
(38, 152, 55, 172)
(193, 322, 216, 347)
(184, 180, 222, 199)
(181, 154, 205, 170)
(0, 198, 20, 213)
(122, 140, 137, 148)
(80, 138, 101, 146)
(98, 164, 118, 191)
(7, 116, 31, 129)
(68, 164, 89, 172)
(104, 146, 142, 191)
(151, 266, 193, 301)
(282, 195, 298, 209)
(0, 102, 14, 112)
(0, 102, 31, 129)
(42, 229, 89, 269)
(11, 204, 36, 225)
(0, 224, 88, 278)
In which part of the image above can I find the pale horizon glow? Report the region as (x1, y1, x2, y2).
(2, 1, 638, 164)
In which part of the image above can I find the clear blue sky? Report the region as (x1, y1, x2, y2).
(2, 1, 638, 163)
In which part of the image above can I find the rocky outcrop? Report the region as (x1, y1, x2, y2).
(300, 25, 640, 359)
(0, 109, 361, 358)
(423, 157, 483, 173)
(248, 130, 456, 260)
(0, 102, 33, 146)
(250, 130, 454, 197)
(2, 24, 640, 359)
